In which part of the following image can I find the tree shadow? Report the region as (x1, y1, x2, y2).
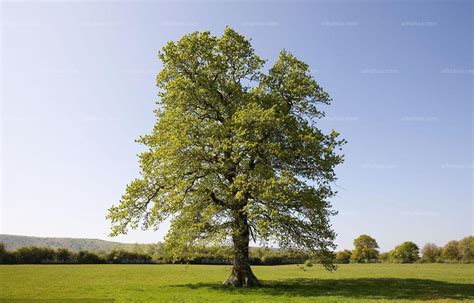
(178, 278, 474, 301)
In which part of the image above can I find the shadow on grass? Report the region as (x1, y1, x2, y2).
(178, 278, 474, 301)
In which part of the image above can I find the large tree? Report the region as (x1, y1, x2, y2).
(107, 28, 345, 287)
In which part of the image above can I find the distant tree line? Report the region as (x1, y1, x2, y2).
(0, 242, 311, 265)
(333, 235, 474, 264)
(0, 243, 152, 264)
(1, 235, 472, 265)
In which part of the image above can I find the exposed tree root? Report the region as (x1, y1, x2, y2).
(223, 264, 261, 288)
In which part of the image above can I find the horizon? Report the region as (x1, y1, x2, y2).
(1, 233, 472, 252)
(1, 0, 473, 252)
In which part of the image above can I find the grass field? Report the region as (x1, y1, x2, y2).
(1, 264, 473, 302)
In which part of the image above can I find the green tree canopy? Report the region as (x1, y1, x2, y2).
(351, 234, 379, 263)
(442, 240, 461, 262)
(459, 236, 474, 263)
(107, 28, 345, 287)
(335, 249, 352, 264)
(421, 243, 441, 263)
(390, 241, 420, 263)
(379, 252, 391, 263)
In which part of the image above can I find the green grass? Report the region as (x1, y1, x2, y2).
(1, 264, 473, 302)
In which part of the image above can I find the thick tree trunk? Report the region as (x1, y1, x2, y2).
(223, 210, 261, 288)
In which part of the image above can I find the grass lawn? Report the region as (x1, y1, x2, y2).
(1, 264, 473, 302)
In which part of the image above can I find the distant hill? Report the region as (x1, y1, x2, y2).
(0, 234, 138, 252)
(0, 234, 277, 253)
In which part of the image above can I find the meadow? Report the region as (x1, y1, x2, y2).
(1, 264, 473, 302)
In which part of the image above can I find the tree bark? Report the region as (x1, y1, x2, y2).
(223, 210, 261, 288)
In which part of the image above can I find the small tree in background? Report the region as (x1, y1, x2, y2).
(379, 252, 391, 263)
(458, 236, 474, 263)
(55, 248, 72, 263)
(421, 243, 441, 263)
(107, 28, 345, 287)
(335, 250, 352, 264)
(351, 234, 379, 263)
(390, 241, 419, 263)
(442, 240, 461, 262)
(0, 243, 13, 264)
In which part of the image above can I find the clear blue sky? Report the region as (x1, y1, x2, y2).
(1, 0, 472, 251)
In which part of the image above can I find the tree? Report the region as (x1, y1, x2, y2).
(335, 250, 352, 264)
(379, 252, 391, 263)
(107, 28, 345, 287)
(458, 236, 474, 263)
(421, 243, 441, 263)
(0, 243, 13, 264)
(55, 248, 73, 263)
(390, 241, 419, 263)
(442, 240, 461, 262)
(351, 234, 379, 263)
(14, 247, 56, 264)
(76, 251, 104, 264)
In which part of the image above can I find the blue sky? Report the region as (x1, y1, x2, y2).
(1, 0, 472, 251)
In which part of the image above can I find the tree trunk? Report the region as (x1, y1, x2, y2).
(223, 210, 261, 287)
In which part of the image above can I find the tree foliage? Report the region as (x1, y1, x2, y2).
(335, 249, 352, 264)
(351, 234, 379, 263)
(379, 252, 391, 263)
(421, 243, 441, 263)
(390, 241, 420, 263)
(106, 27, 345, 279)
(458, 236, 474, 263)
(442, 240, 461, 262)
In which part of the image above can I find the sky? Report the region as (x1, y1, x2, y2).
(1, 0, 472, 252)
